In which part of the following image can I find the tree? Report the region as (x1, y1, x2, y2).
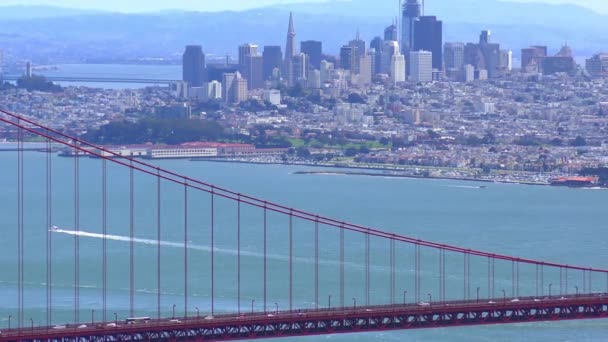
(344, 147, 359, 157)
(359, 145, 371, 154)
(295, 147, 311, 158)
(347, 93, 366, 104)
(570, 136, 587, 147)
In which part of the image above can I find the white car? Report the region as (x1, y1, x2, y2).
(488, 301, 496, 304)
(418, 302, 430, 306)
(533, 299, 542, 302)
(53, 325, 66, 329)
(106, 323, 117, 328)
(78, 325, 87, 329)
(204, 316, 214, 320)
(510, 299, 520, 303)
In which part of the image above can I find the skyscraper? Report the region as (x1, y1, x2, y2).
(521, 46, 547, 70)
(390, 54, 406, 85)
(444, 42, 465, 71)
(370, 37, 384, 76)
(243, 55, 264, 90)
(284, 12, 297, 85)
(182, 45, 206, 87)
(410, 50, 433, 82)
(238, 44, 259, 67)
(292, 53, 309, 83)
(382, 41, 400, 75)
(414, 16, 443, 71)
(301, 40, 322, 70)
(384, 24, 398, 42)
(401, 0, 421, 55)
(349, 32, 366, 74)
(262, 46, 282, 81)
(340, 45, 356, 71)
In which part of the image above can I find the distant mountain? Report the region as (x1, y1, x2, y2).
(0, 1, 605, 65)
(0, 5, 102, 20)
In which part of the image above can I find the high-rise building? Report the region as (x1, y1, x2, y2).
(499, 50, 513, 72)
(358, 52, 373, 86)
(284, 12, 297, 85)
(292, 53, 309, 83)
(223, 72, 248, 104)
(262, 46, 282, 81)
(410, 50, 433, 82)
(401, 0, 421, 55)
(479, 30, 491, 45)
(320, 60, 334, 84)
(308, 69, 321, 89)
(586, 53, 608, 76)
(382, 41, 400, 75)
(206, 64, 240, 83)
(413, 16, 443, 71)
(384, 24, 398, 42)
(444, 42, 465, 71)
(238, 44, 258, 67)
(390, 54, 406, 85)
(202, 81, 222, 101)
(340, 45, 356, 71)
(243, 55, 264, 90)
(370, 37, 384, 75)
(521, 46, 547, 71)
(182, 45, 206, 87)
(26, 61, 32, 78)
(349, 33, 366, 74)
(301, 40, 322, 70)
(462, 64, 475, 82)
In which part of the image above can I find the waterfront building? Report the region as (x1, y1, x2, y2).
(586, 53, 608, 76)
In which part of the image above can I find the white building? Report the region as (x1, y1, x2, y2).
(382, 41, 400, 75)
(409, 51, 433, 82)
(463, 64, 475, 82)
(390, 54, 406, 85)
(320, 60, 334, 84)
(203, 81, 222, 100)
(263, 89, 281, 105)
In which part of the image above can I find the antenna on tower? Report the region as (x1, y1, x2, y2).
(422, 0, 425, 16)
(398, 0, 402, 45)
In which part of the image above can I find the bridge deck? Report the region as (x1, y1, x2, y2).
(2, 294, 607, 341)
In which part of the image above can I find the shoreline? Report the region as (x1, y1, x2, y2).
(193, 158, 555, 187)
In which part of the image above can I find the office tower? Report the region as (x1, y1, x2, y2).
(26, 61, 32, 78)
(384, 24, 398, 42)
(284, 12, 297, 85)
(223, 72, 247, 104)
(390, 54, 406, 85)
(301, 40, 322, 70)
(479, 30, 491, 45)
(521, 46, 547, 70)
(382, 40, 400, 75)
(202, 81, 222, 100)
(206, 64, 240, 82)
(401, 0, 421, 55)
(543, 45, 575, 75)
(308, 69, 321, 89)
(463, 64, 475, 82)
(586, 53, 608, 76)
(182, 45, 206, 87)
(444, 42, 465, 71)
(320, 60, 334, 83)
(410, 51, 433, 82)
(292, 53, 309, 83)
(233, 76, 248, 103)
(370, 37, 384, 75)
(340, 45, 356, 71)
(222, 72, 237, 103)
(238, 43, 258, 67)
(499, 50, 513, 72)
(349, 32, 366, 74)
(358, 52, 373, 86)
(413, 16, 443, 70)
(263, 46, 283, 81)
(243, 55, 264, 90)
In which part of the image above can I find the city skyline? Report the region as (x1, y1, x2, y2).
(1, 0, 607, 14)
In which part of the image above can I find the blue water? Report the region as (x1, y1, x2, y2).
(0, 153, 607, 341)
(35, 64, 181, 89)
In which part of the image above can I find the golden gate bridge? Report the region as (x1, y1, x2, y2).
(0, 108, 607, 341)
